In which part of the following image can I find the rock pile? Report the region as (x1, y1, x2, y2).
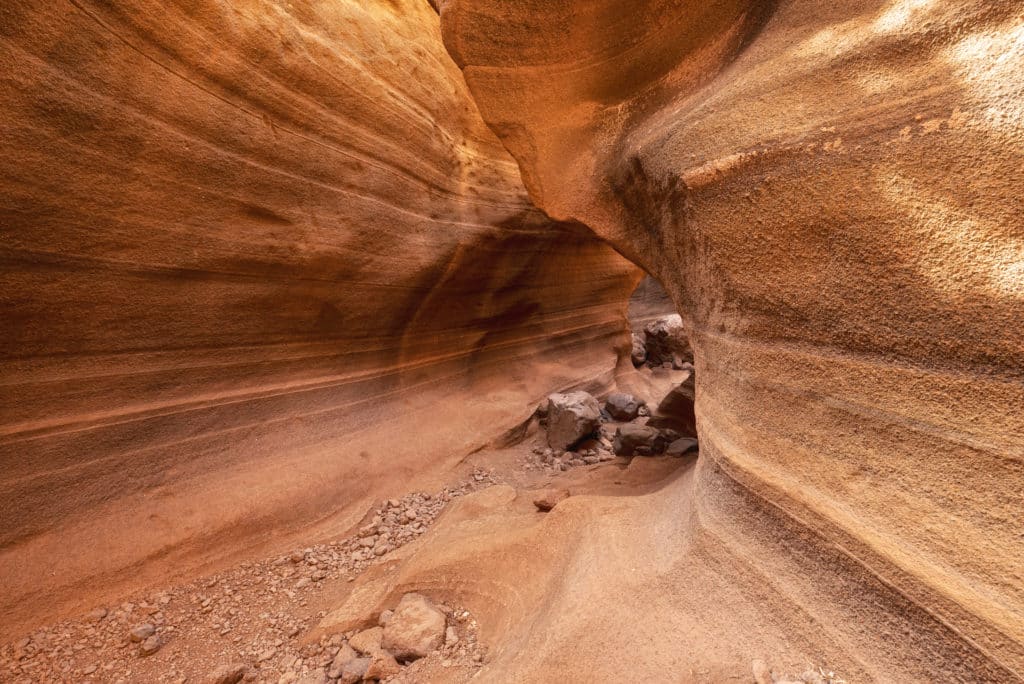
(630, 314, 693, 370)
(529, 389, 698, 468)
(323, 593, 485, 682)
(0, 473, 497, 684)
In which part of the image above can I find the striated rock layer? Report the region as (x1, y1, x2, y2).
(439, 0, 1024, 680)
(0, 0, 639, 636)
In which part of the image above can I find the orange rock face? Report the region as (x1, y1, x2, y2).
(439, 0, 1024, 679)
(0, 0, 637, 633)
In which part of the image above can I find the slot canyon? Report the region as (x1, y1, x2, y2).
(1, 0, 1022, 682)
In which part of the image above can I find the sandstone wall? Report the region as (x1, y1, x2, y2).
(0, 0, 638, 634)
(439, 0, 1024, 678)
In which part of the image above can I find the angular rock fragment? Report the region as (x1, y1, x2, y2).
(545, 391, 601, 450)
(139, 635, 161, 656)
(348, 626, 384, 655)
(381, 592, 447, 661)
(665, 437, 699, 456)
(128, 624, 155, 643)
(612, 424, 667, 456)
(604, 392, 644, 421)
(631, 332, 647, 367)
(643, 314, 691, 366)
(337, 657, 371, 684)
(209, 663, 250, 684)
(365, 651, 402, 679)
(327, 643, 357, 679)
(533, 489, 571, 512)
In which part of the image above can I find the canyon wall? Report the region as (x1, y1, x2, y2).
(439, 0, 1024, 679)
(0, 0, 639, 635)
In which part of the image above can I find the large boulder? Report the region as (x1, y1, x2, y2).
(604, 393, 645, 421)
(381, 593, 447, 662)
(545, 391, 601, 450)
(612, 424, 669, 456)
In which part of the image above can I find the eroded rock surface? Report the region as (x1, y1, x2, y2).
(439, 0, 1024, 680)
(0, 0, 638, 635)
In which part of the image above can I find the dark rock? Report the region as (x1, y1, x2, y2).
(665, 437, 699, 456)
(604, 392, 644, 421)
(613, 424, 669, 456)
(643, 314, 692, 366)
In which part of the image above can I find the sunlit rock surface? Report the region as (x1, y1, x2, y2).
(0, 0, 638, 634)
(439, 0, 1024, 680)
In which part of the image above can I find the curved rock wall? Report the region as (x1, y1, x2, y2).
(0, 0, 638, 634)
(440, 0, 1024, 678)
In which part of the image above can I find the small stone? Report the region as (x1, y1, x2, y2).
(289, 551, 304, 563)
(128, 624, 155, 643)
(533, 489, 570, 512)
(139, 635, 161, 656)
(752, 659, 773, 684)
(83, 664, 98, 675)
(87, 608, 107, 622)
(327, 643, 357, 679)
(257, 648, 276, 662)
(631, 332, 647, 366)
(381, 593, 446, 661)
(365, 651, 402, 679)
(338, 657, 371, 684)
(445, 625, 459, 647)
(349, 626, 384, 655)
(378, 609, 394, 627)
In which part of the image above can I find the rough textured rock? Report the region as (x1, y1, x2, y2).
(348, 627, 384, 656)
(0, 0, 639, 635)
(643, 315, 693, 366)
(603, 393, 644, 421)
(665, 437, 699, 457)
(440, 0, 1024, 680)
(326, 643, 358, 679)
(381, 593, 447, 661)
(612, 425, 665, 457)
(209, 664, 249, 684)
(545, 391, 601, 450)
(337, 657, 370, 684)
(630, 333, 648, 367)
(532, 489, 570, 512)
